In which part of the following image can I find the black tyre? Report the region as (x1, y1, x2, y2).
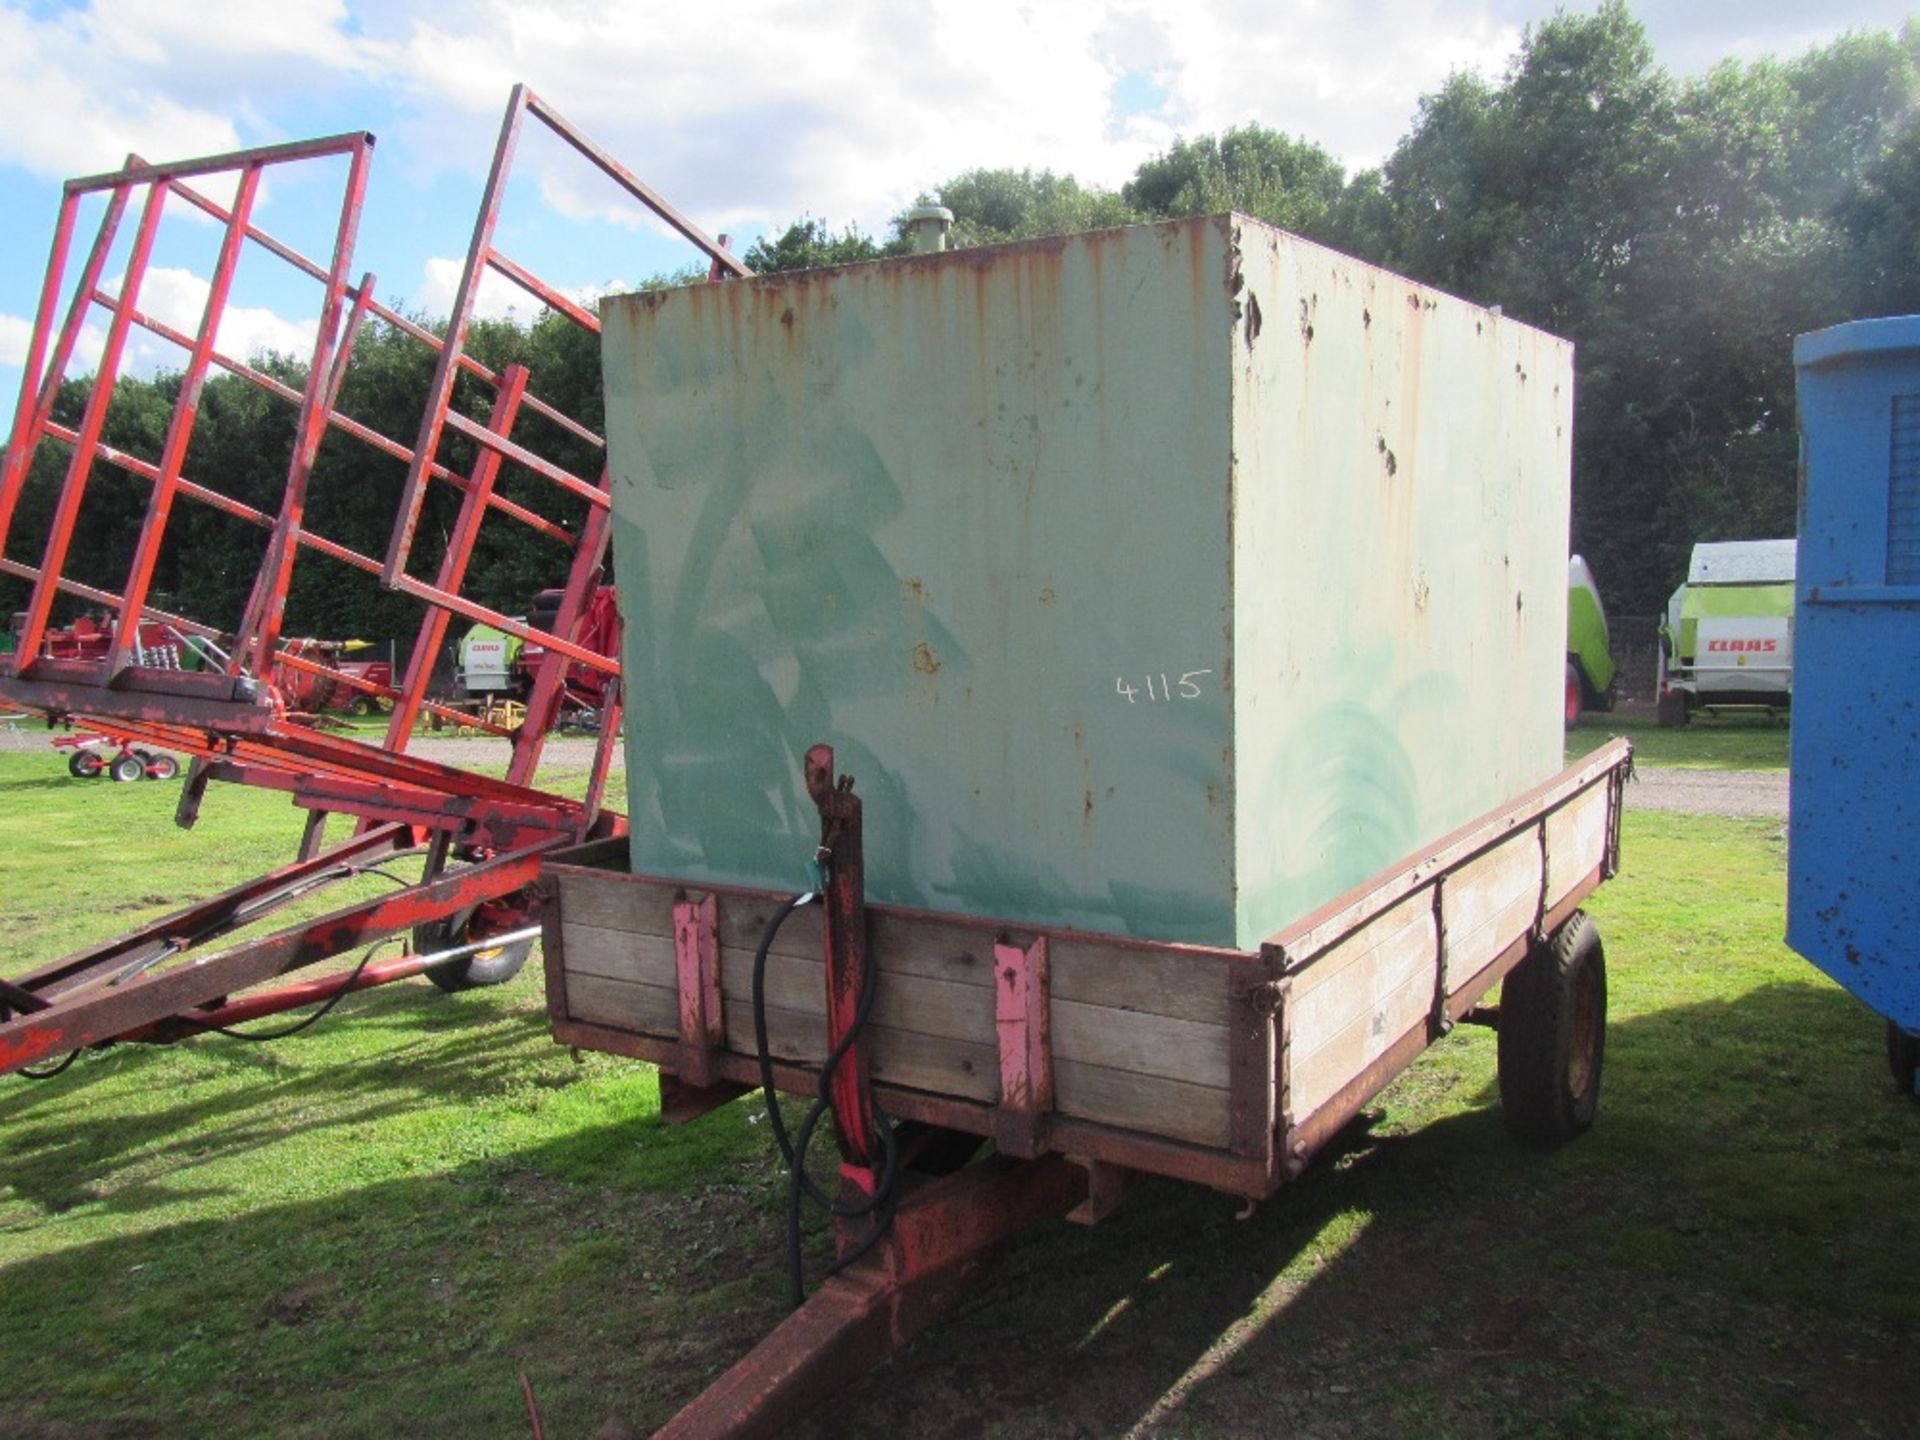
(348, 694, 377, 717)
(109, 751, 146, 783)
(1889, 1022, 1920, 1099)
(67, 750, 104, 778)
(1656, 690, 1688, 729)
(414, 901, 534, 993)
(147, 753, 180, 781)
(1498, 911, 1607, 1144)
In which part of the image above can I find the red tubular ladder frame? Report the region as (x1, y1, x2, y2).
(0, 87, 745, 1077)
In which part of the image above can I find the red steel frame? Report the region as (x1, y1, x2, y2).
(0, 87, 746, 1077)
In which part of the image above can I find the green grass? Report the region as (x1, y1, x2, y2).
(1567, 712, 1790, 771)
(2, 755, 1913, 1437)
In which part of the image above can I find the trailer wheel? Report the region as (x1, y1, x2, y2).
(1498, 911, 1606, 1144)
(347, 694, 377, 717)
(67, 750, 104, 778)
(147, 753, 180, 781)
(1889, 1022, 1920, 1098)
(414, 901, 533, 993)
(109, 752, 147, 783)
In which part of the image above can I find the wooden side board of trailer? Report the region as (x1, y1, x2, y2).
(542, 739, 1630, 1199)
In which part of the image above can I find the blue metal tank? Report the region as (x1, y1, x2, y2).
(1789, 316, 1920, 1092)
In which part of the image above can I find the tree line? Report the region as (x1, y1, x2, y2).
(4, 2, 1916, 643)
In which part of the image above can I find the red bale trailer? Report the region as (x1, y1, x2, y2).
(0, 86, 739, 1078)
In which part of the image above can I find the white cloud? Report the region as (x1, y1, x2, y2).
(0, 0, 382, 178)
(2, 0, 1912, 271)
(0, 314, 31, 370)
(414, 254, 635, 321)
(417, 256, 536, 321)
(131, 267, 320, 364)
(12, 270, 320, 391)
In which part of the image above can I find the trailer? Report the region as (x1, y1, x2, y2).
(1788, 315, 1920, 1094)
(535, 214, 1634, 1434)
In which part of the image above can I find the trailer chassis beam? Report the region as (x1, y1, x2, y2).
(651, 1153, 1085, 1440)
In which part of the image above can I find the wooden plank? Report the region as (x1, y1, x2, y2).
(1287, 958, 1434, 1121)
(540, 877, 571, 1025)
(1440, 828, 1544, 982)
(1286, 899, 1438, 1119)
(1269, 739, 1630, 959)
(1227, 962, 1278, 1160)
(1545, 783, 1610, 906)
(1054, 1060, 1229, 1149)
(1051, 938, 1231, 1025)
(1051, 996, 1229, 1088)
(560, 923, 676, 986)
(866, 910, 1000, 989)
(716, 946, 996, 1046)
(566, 971, 678, 1035)
(713, 890, 825, 962)
(1282, 889, 1433, 1004)
(557, 870, 678, 936)
(720, 997, 998, 1102)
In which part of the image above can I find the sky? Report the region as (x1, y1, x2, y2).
(0, 0, 1914, 430)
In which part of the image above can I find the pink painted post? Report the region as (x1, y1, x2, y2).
(994, 935, 1053, 1158)
(674, 892, 724, 1086)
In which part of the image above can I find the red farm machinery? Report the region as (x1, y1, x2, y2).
(0, 87, 745, 1078)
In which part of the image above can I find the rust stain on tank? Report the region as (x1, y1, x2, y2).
(912, 641, 941, 675)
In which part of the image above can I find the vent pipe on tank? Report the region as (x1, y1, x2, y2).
(905, 204, 954, 254)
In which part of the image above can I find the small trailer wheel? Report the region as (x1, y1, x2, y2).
(414, 902, 533, 993)
(347, 694, 377, 717)
(1889, 1022, 1920, 1098)
(108, 752, 147, 783)
(1498, 910, 1606, 1144)
(68, 750, 104, 778)
(147, 753, 180, 781)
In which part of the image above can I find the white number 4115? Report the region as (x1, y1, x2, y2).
(1116, 670, 1213, 703)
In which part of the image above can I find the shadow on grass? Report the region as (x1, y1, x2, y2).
(1, 981, 1915, 1440)
(0, 773, 97, 796)
(0, 979, 752, 1221)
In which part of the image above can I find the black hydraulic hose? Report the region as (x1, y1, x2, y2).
(18, 867, 432, 1081)
(18, 1050, 80, 1081)
(187, 938, 400, 1042)
(751, 890, 902, 1309)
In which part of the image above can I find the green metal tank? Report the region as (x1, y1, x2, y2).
(601, 214, 1572, 949)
